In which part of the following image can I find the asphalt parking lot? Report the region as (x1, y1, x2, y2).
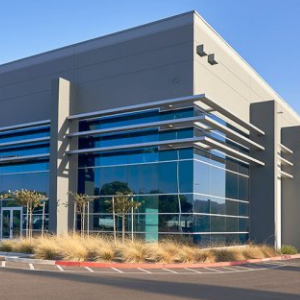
(0, 259, 299, 300)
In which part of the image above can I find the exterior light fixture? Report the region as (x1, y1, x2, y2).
(208, 54, 218, 65)
(197, 44, 207, 57)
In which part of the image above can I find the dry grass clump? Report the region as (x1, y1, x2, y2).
(85, 236, 116, 262)
(34, 235, 60, 260)
(119, 240, 146, 263)
(12, 238, 35, 254)
(0, 240, 16, 252)
(210, 248, 239, 262)
(0, 234, 282, 264)
(56, 235, 89, 261)
(242, 244, 276, 259)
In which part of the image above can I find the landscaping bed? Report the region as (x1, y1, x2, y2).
(0, 234, 297, 264)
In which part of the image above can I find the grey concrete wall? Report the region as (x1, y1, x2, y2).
(249, 101, 278, 246)
(193, 13, 300, 129)
(49, 78, 78, 234)
(0, 22, 194, 127)
(281, 126, 300, 249)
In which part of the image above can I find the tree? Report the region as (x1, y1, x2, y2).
(1, 189, 47, 240)
(68, 192, 97, 237)
(105, 190, 141, 243)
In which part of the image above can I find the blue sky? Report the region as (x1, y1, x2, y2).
(1, 0, 300, 113)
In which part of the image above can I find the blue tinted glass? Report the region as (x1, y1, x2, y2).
(194, 161, 210, 195)
(80, 110, 159, 131)
(194, 215, 210, 232)
(226, 217, 239, 232)
(194, 196, 211, 214)
(210, 197, 226, 215)
(0, 126, 50, 144)
(179, 160, 193, 193)
(159, 108, 194, 121)
(211, 216, 225, 232)
(128, 164, 159, 194)
(0, 160, 49, 174)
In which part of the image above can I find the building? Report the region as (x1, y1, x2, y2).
(0, 11, 299, 249)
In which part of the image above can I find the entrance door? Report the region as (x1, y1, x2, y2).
(1, 208, 23, 239)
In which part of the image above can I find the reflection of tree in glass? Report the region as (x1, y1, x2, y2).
(149, 190, 193, 233)
(100, 181, 140, 243)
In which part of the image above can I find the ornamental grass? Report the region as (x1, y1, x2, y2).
(0, 234, 281, 263)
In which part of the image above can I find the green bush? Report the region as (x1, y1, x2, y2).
(281, 245, 298, 255)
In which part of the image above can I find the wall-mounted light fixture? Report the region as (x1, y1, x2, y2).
(196, 44, 207, 57)
(208, 54, 218, 65)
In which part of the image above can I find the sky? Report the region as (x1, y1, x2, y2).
(1, 0, 300, 113)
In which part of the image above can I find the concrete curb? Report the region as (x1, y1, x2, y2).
(55, 253, 300, 269)
(0, 251, 33, 258)
(5, 257, 55, 265)
(2, 253, 300, 269)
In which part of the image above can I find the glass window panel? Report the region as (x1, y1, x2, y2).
(211, 216, 225, 232)
(239, 202, 249, 217)
(239, 176, 249, 201)
(226, 172, 239, 199)
(210, 197, 226, 215)
(158, 162, 177, 193)
(128, 164, 158, 194)
(159, 195, 179, 213)
(226, 217, 239, 232)
(225, 234, 239, 244)
(193, 234, 211, 245)
(239, 233, 249, 244)
(211, 167, 226, 198)
(210, 234, 226, 244)
(194, 215, 210, 232)
(159, 214, 181, 232)
(90, 214, 114, 232)
(23, 172, 49, 195)
(179, 160, 193, 193)
(180, 194, 193, 213)
(226, 200, 239, 216)
(194, 161, 210, 195)
(194, 196, 211, 214)
(99, 166, 129, 194)
(239, 218, 249, 232)
(1, 174, 23, 192)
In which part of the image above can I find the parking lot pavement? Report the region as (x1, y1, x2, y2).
(0, 259, 299, 300)
(0, 258, 294, 275)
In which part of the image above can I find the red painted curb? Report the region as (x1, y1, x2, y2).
(55, 253, 300, 269)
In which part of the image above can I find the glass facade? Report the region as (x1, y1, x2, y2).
(0, 125, 50, 237)
(77, 107, 250, 244)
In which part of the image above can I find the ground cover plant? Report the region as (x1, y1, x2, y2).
(0, 234, 286, 263)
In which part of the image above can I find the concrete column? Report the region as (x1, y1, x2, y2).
(249, 100, 279, 248)
(281, 126, 300, 249)
(49, 78, 78, 234)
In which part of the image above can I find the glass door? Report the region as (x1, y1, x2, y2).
(1, 208, 23, 239)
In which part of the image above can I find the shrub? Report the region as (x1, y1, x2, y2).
(281, 245, 298, 255)
(0, 240, 15, 252)
(1, 234, 281, 264)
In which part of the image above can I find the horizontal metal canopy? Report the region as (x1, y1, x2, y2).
(0, 120, 50, 133)
(0, 153, 50, 164)
(278, 155, 293, 167)
(196, 95, 265, 136)
(0, 137, 50, 148)
(195, 115, 264, 150)
(66, 116, 203, 138)
(279, 143, 293, 154)
(199, 136, 265, 166)
(67, 94, 264, 136)
(67, 136, 264, 166)
(68, 94, 205, 121)
(279, 170, 293, 179)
